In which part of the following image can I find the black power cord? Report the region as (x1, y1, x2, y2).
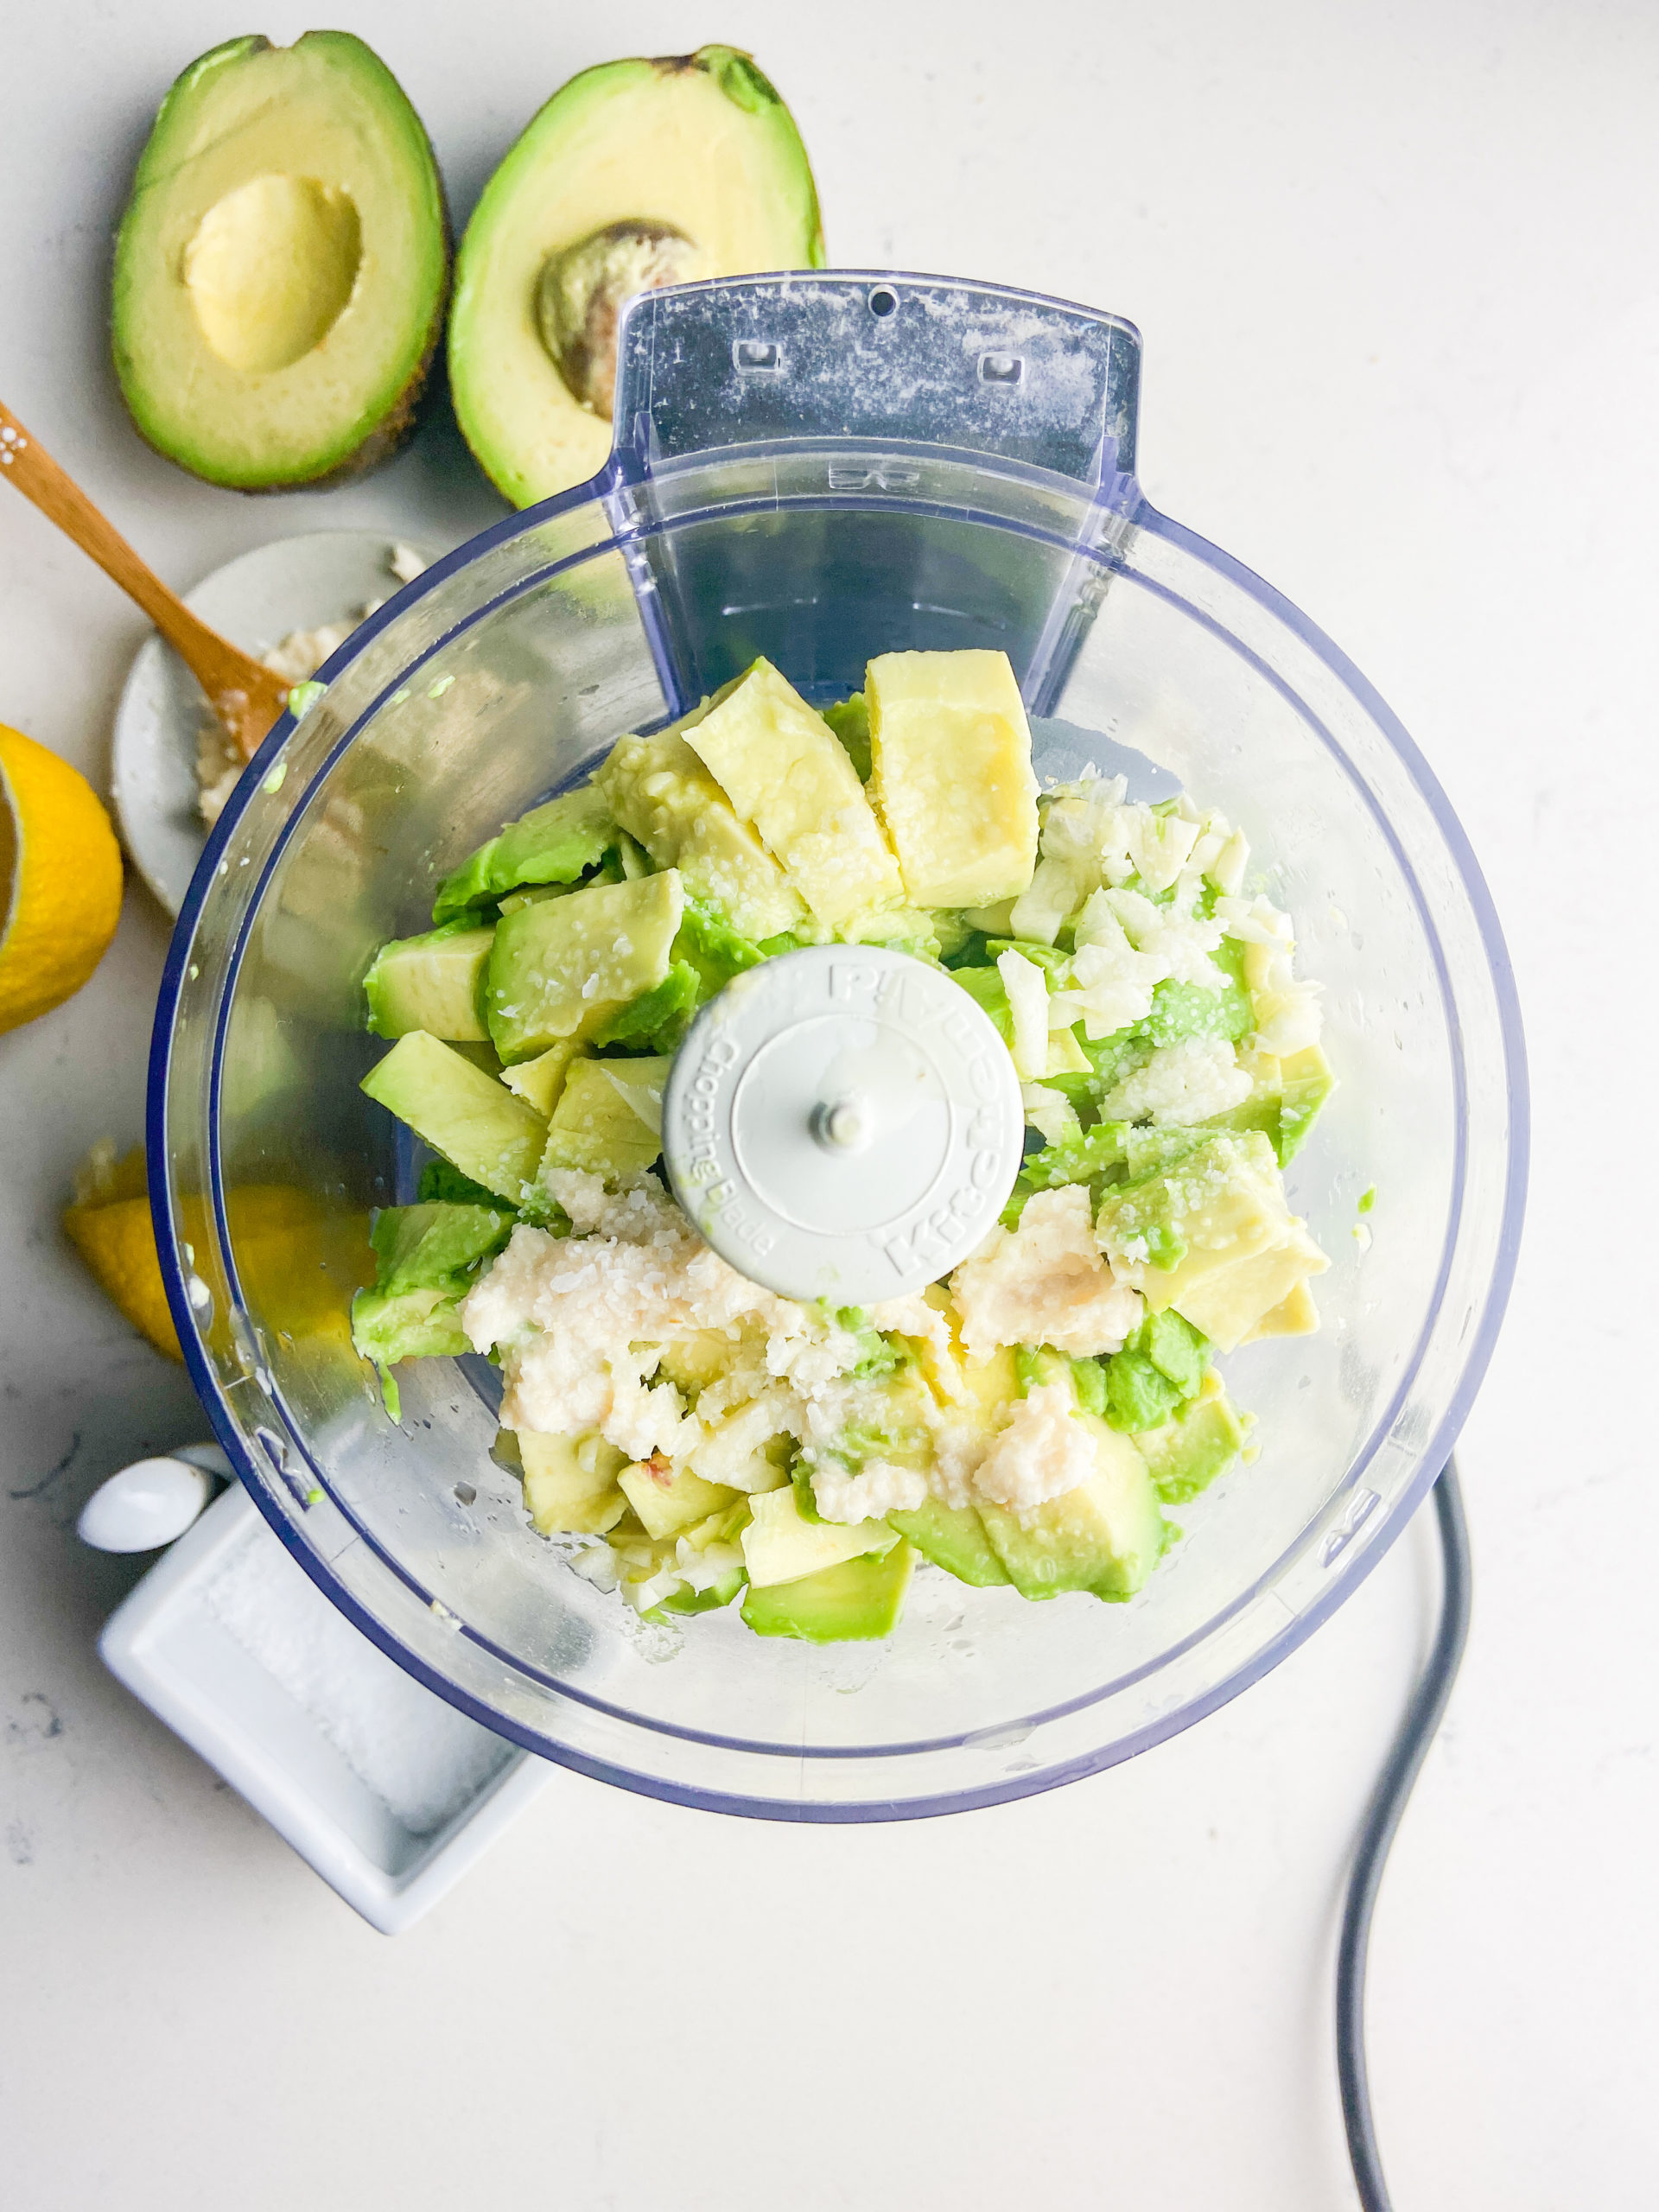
(1337, 1458, 1472, 2210)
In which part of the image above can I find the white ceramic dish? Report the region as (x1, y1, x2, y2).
(99, 1483, 549, 1934)
(111, 530, 444, 918)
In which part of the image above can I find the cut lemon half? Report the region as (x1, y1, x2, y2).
(0, 723, 124, 1033)
(63, 1141, 182, 1362)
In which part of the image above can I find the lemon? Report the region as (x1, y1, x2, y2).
(64, 1139, 374, 1365)
(0, 723, 124, 1033)
(62, 1141, 183, 1362)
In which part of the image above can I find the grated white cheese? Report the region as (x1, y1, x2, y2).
(972, 1382, 1097, 1513)
(1098, 1035, 1255, 1126)
(461, 1182, 861, 1466)
(949, 1185, 1142, 1359)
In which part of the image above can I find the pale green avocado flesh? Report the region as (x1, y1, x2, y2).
(449, 44, 825, 507)
(112, 31, 448, 488)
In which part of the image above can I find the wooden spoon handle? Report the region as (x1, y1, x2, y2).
(0, 403, 289, 754)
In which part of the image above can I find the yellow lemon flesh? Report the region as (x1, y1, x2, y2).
(0, 724, 124, 1034)
(63, 1143, 182, 1362)
(64, 1139, 375, 1366)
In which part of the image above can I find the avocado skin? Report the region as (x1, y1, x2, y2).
(111, 31, 451, 492)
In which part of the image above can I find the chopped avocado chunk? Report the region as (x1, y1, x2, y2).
(499, 1036, 584, 1116)
(369, 1201, 512, 1294)
(416, 1158, 510, 1208)
(739, 1484, 898, 1588)
(364, 922, 493, 1040)
(741, 1541, 914, 1642)
(519, 1429, 628, 1535)
(1103, 1350, 1184, 1433)
(618, 1460, 739, 1542)
(867, 649, 1039, 906)
(887, 1499, 1010, 1587)
(360, 1031, 549, 1204)
(1135, 1382, 1247, 1503)
(1096, 1129, 1330, 1352)
(112, 32, 448, 490)
(683, 658, 903, 927)
(597, 727, 804, 941)
(673, 898, 766, 992)
(538, 1056, 665, 1183)
(485, 870, 683, 1062)
(977, 1419, 1166, 1599)
(822, 693, 872, 780)
(433, 786, 617, 922)
(589, 960, 702, 1052)
(448, 45, 825, 506)
(946, 963, 1013, 1043)
(1276, 1045, 1335, 1163)
(350, 1281, 470, 1370)
(1020, 1120, 1130, 1192)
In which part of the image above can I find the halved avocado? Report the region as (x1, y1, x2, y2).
(112, 32, 448, 490)
(449, 44, 825, 508)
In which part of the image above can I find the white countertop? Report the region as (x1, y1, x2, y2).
(2, 4, 1653, 2205)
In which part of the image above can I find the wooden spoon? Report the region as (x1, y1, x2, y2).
(0, 403, 293, 762)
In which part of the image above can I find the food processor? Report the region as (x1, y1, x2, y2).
(148, 272, 1526, 1821)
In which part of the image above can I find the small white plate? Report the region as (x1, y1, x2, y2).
(99, 1483, 550, 1935)
(111, 529, 444, 918)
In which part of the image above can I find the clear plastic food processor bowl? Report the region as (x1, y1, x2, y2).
(149, 276, 1526, 1820)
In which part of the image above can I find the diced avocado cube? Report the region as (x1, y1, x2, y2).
(538, 1056, 665, 1184)
(1276, 1045, 1334, 1163)
(1140, 1307, 1210, 1395)
(822, 692, 872, 780)
(618, 1460, 739, 1542)
(683, 658, 904, 929)
(976, 1419, 1166, 1599)
(590, 960, 701, 1052)
(741, 1541, 914, 1642)
(835, 906, 943, 959)
(596, 724, 804, 941)
(416, 1158, 510, 1208)
(1070, 1354, 1109, 1419)
(360, 1033, 549, 1205)
(1021, 1120, 1130, 1192)
(1173, 1235, 1328, 1354)
(350, 1281, 470, 1368)
(1124, 1125, 1214, 1181)
(867, 649, 1039, 906)
(1144, 972, 1252, 1047)
(739, 1484, 898, 1589)
(647, 1568, 746, 1620)
(364, 922, 494, 1041)
(432, 785, 617, 922)
(887, 1499, 1010, 1587)
(945, 962, 1013, 1043)
(1103, 1349, 1184, 1433)
(674, 899, 766, 992)
(655, 1329, 748, 1402)
(1242, 1279, 1320, 1341)
(370, 1201, 512, 1294)
(485, 870, 683, 1062)
(1096, 1130, 1329, 1352)
(1135, 1381, 1247, 1503)
(500, 1036, 585, 1116)
(519, 1429, 628, 1535)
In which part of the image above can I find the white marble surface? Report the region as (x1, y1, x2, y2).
(2, 3, 1653, 2205)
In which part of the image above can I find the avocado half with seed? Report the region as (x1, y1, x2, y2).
(111, 32, 448, 491)
(448, 44, 825, 509)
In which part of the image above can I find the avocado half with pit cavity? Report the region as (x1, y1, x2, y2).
(111, 32, 448, 491)
(448, 45, 825, 509)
